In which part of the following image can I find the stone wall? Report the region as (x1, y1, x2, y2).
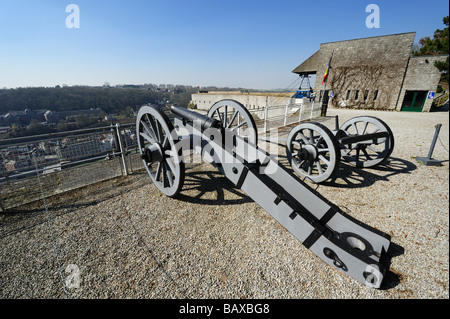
(191, 92, 295, 111)
(314, 32, 416, 110)
(398, 55, 447, 112)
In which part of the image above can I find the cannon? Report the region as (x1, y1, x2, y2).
(135, 99, 392, 288)
(286, 115, 395, 183)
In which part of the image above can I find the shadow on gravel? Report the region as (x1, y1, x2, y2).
(320, 157, 417, 189)
(174, 169, 253, 206)
(274, 154, 417, 189)
(380, 242, 405, 290)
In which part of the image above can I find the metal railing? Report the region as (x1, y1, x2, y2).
(247, 99, 321, 133)
(0, 122, 143, 211)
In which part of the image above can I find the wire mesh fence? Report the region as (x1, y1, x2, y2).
(0, 124, 140, 210)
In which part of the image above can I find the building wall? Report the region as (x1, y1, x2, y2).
(56, 140, 103, 161)
(314, 32, 416, 111)
(191, 91, 295, 111)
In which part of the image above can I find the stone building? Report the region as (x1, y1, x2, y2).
(292, 32, 448, 112)
(55, 139, 103, 161)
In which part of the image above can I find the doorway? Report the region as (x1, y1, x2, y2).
(401, 91, 427, 112)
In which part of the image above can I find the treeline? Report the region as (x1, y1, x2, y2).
(0, 85, 198, 115)
(412, 15, 449, 85)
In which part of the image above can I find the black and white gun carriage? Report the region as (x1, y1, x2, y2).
(286, 114, 395, 183)
(135, 99, 393, 288)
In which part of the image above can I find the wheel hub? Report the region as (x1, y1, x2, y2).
(298, 144, 318, 162)
(286, 121, 340, 184)
(141, 143, 163, 164)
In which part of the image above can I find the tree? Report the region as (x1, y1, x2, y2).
(413, 16, 449, 84)
(27, 119, 54, 135)
(10, 123, 21, 137)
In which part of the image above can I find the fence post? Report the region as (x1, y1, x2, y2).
(298, 102, 303, 123)
(284, 104, 289, 127)
(264, 97, 269, 132)
(115, 123, 128, 176)
(416, 124, 443, 166)
(0, 198, 5, 212)
(122, 126, 133, 173)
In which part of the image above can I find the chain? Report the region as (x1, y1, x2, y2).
(121, 197, 187, 298)
(437, 135, 449, 153)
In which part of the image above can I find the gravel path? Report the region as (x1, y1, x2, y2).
(1, 107, 448, 299)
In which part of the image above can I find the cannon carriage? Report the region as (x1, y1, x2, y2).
(135, 99, 393, 288)
(286, 115, 395, 183)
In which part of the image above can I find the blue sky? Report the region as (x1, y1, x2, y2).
(0, 0, 448, 89)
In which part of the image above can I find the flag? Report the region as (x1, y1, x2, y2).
(321, 65, 329, 85)
(321, 52, 333, 85)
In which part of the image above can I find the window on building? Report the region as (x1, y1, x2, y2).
(346, 90, 351, 100)
(355, 90, 360, 100)
(373, 90, 379, 101)
(364, 90, 369, 101)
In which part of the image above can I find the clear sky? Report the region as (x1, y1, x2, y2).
(0, 0, 448, 90)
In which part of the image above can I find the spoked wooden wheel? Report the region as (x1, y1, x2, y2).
(339, 116, 394, 168)
(207, 99, 258, 145)
(136, 105, 185, 197)
(286, 122, 340, 183)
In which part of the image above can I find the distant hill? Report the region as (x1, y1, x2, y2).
(0, 85, 198, 115)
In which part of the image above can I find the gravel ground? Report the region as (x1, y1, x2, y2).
(1, 107, 448, 299)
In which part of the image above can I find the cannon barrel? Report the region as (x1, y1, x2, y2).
(171, 105, 221, 130)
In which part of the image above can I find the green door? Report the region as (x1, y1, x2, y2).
(401, 91, 427, 112)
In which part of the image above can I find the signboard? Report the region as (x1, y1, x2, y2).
(427, 91, 435, 99)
